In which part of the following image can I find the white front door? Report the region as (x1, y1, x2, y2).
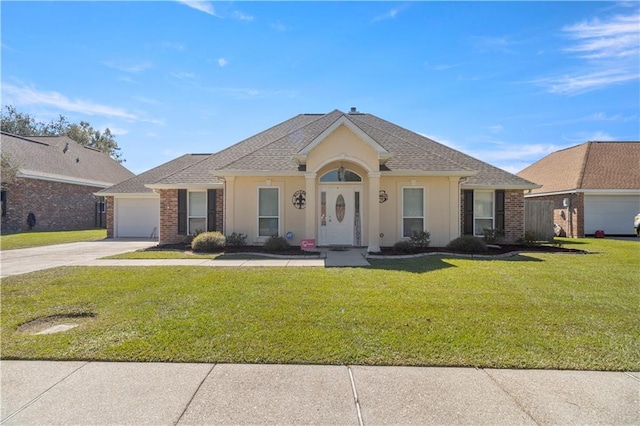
(318, 186, 361, 246)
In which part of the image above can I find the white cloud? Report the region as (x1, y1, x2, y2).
(104, 61, 152, 73)
(270, 21, 288, 32)
(232, 10, 254, 21)
(563, 13, 640, 59)
(563, 131, 615, 143)
(170, 71, 196, 80)
(217, 58, 228, 67)
(2, 83, 138, 120)
(176, 1, 218, 17)
(532, 68, 639, 95)
(534, 10, 640, 95)
(373, 8, 399, 22)
(487, 125, 504, 134)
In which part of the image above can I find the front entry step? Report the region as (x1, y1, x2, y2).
(328, 244, 353, 251)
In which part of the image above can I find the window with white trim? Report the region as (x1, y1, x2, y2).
(188, 191, 206, 234)
(258, 187, 279, 237)
(403, 187, 424, 238)
(474, 190, 494, 236)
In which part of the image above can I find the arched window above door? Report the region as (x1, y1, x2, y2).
(320, 168, 362, 182)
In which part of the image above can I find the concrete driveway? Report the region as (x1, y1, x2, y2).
(0, 239, 157, 278)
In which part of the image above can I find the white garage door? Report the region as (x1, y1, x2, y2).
(584, 194, 640, 235)
(116, 198, 160, 238)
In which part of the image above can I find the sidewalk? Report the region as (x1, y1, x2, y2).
(2, 361, 638, 425)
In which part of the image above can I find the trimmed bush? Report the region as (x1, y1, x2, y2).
(393, 240, 418, 254)
(225, 232, 247, 247)
(410, 231, 431, 248)
(446, 235, 488, 254)
(264, 235, 290, 252)
(191, 231, 226, 252)
(482, 228, 504, 244)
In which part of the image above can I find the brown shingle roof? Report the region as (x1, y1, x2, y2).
(1, 132, 134, 187)
(517, 141, 640, 194)
(97, 154, 212, 194)
(152, 110, 536, 188)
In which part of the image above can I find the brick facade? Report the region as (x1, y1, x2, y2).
(504, 190, 525, 242)
(460, 189, 526, 243)
(1, 177, 105, 233)
(106, 196, 115, 238)
(158, 189, 224, 245)
(526, 192, 584, 238)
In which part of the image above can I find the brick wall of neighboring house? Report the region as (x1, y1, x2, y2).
(106, 196, 115, 238)
(526, 192, 584, 238)
(159, 189, 181, 245)
(1, 177, 103, 232)
(158, 188, 225, 245)
(504, 190, 525, 243)
(460, 189, 526, 243)
(215, 189, 224, 232)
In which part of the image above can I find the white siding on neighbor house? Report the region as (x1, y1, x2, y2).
(584, 194, 640, 235)
(115, 197, 160, 238)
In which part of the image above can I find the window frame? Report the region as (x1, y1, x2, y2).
(473, 190, 495, 236)
(187, 190, 207, 235)
(402, 186, 425, 238)
(1, 189, 6, 218)
(257, 186, 280, 238)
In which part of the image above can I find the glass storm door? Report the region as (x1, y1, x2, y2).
(318, 187, 356, 245)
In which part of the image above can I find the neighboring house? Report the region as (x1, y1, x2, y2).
(99, 109, 538, 250)
(517, 141, 640, 237)
(1, 132, 134, 233)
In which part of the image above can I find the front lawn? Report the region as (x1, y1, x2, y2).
(1, 238, 638, 370)
(0, 229, 107, 250)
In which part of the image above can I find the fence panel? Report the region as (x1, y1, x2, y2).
(525, 200, 554, 241)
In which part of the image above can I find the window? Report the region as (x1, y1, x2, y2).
(1, 189, 5, 217)
(474, 191, 494, 236)
(320, 169, 362, 182)
(188, 191, 206, 234)
(403, 187, 424, 238)
(258, 187, 279, 237)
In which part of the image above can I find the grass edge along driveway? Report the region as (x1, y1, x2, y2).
(1, 238, 638, 371)
(0, 229, 107, 251)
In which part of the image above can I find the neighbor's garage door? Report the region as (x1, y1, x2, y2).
(584, 194, 640, 236)
(115, 197, 160, 238)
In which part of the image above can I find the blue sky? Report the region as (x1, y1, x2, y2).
(2, 1, 639, 175)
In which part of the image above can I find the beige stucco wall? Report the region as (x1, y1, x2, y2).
(378, 176, 458, 247)
(306, 124, 380, 173)
(225, 176, 308, 245)
(223, 124, 462, 248)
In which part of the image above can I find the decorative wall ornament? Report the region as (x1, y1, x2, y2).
(379, 190, 388, 203)
(292, 190, 306, 209)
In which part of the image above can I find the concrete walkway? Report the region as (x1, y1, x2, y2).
(0, 242, 375, 278)
(1, 361, 637, 425)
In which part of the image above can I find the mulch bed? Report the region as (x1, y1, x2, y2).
(151, 243, 586, 257)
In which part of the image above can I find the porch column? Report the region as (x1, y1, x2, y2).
(449, 177, 461, 242)
(224, 176, 235, 234)
(305, 173, 317, 240)
(367, 171, 381, 252)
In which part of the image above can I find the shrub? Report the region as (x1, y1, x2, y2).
(393, 240, 418, 254)
(225, 232, 247, 247)
(516, 231, 540, 247)
(191, 231, 226, 252)
(482, 228, 504, 245)
(410, 231, 431, 248)
(184, 229, 204, 245)
(264, 235, 290, 252)
(446, 235, 488, 254)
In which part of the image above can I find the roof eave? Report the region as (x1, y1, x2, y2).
(462, 183, 541, 190)
(145, 182, 224, 189)
(17, 171, 114, 188)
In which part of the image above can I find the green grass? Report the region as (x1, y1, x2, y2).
(104, 250, 218, 260)
(1, 238, 638, 370)
(0, 229, 107, 250)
